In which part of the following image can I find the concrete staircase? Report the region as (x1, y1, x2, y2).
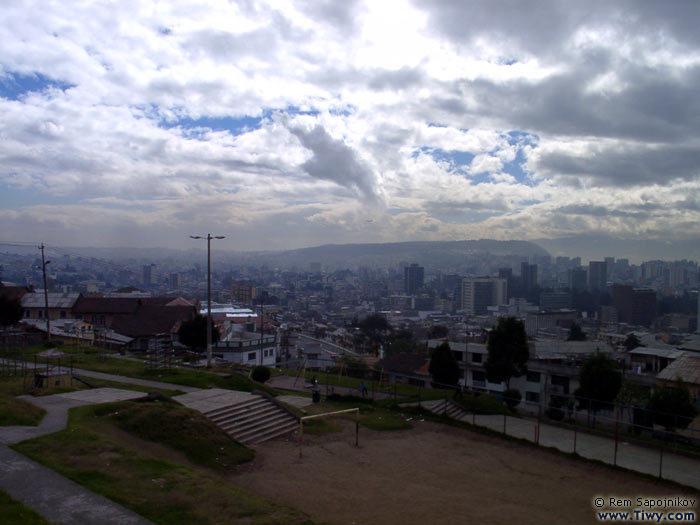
(204, 395, 299, 445)
(421, 399, 470, 421)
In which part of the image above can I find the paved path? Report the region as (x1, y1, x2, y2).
(416, 400, 700, 490)
(71, 367, 201, 393)
(267, 374, 398, 400)
(175, 388, 253, 412)
(0, 446, 152, 524)
(0, 388, 147, 445)
(0, 388, 153, 524)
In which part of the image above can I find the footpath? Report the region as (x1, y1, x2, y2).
(418, 399, 700, 490)
(0, 370, 203, 524)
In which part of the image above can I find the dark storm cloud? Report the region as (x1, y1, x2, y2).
(540, 144, 700, 187)
(288, 124, 381, 204)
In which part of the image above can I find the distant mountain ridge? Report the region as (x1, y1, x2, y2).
(255, 239, 549, 269)
(533, 236, 700, 264)
(35, 239, 549, 270)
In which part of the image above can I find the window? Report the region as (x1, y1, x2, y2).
(471, 353, 482, 363)
(452, 351, 463, 361)
(60, 310, 67, 319)
(525, 392, 540, 403)
(248, 352, 256, 360)
(472, 370, 486, 381)
(526, 371, 541, 383)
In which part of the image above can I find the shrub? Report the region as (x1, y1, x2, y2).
(546, 396, 566, 421)
(251, 366, 271, 383)
(502, 388, 522, 411)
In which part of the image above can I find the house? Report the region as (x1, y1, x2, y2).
(627, 347, 686, 375)
(379, 353, 430, 387)
(213, 328, 276, 367)
(656, 354, 700, 404)
(71, 296, 196, 351)
(20, 292, 81, 321)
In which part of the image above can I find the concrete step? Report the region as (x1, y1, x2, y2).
(221, 409, 292, 435)
(233, 413, 298, 444)
(212, 403, 281, 428)
(205, 397, 268, 420)
(242, 419, 299, 446)
(201, 394, 300, 446)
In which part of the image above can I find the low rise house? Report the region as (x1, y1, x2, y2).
(21, 292, 81, 321)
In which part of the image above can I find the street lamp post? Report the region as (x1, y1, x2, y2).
(190, 234, 225, 368)
(39, 243, 51, 342)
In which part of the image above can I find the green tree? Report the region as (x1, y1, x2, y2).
(428, 325, 448, 339)
(177, 315, 220, 351)
(503, 388, 522, 411)
(567, 323, 586, 341)
(623, 333, 643, 351)
(0, 294, 23, 327)
(355, 313, 392, 353)
(647, 380, 698, 431)
(338, 355, 368, 378)
(485, 317, 529, 388)
(575, 353, 622, 413)
(428, 341, 460, 388)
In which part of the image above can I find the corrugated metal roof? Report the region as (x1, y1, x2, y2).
(628, 347, 686, 359)
(656, 354, 700, 385)
(21, 292, 80, 309)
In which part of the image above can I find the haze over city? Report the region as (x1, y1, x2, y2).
(2, 1, 700, 258)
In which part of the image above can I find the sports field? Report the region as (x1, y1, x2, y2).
(233, 420, 697, 524)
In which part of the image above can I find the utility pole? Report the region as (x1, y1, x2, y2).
(190, 234, 225, 367)
(39, 243, 51, 342)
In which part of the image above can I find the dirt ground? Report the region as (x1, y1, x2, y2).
(232, 419, 698, 525)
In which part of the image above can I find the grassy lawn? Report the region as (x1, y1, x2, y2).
(0, 489, 49, 525)
(280, 368, 452, 400)
(12, 345, 276, 395)
(0, 392, 46, 426)
(303, 398, 413, 431)
(455, 392, 510, 415)
(13, 400, 313, 524)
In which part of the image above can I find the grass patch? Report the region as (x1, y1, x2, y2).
(305, 400, 412, 431)
(0, 392, 46, 426)
(0, 489, 48, 525)
(455, 393, 510, 415)
(302, 418, 342, 435)
(14, 345, 277, 395)
(102, 399, 254, 471)
(13, 402, 313, 524)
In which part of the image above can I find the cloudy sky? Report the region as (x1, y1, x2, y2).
(1, 1, 700, 252)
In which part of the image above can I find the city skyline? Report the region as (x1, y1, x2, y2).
(2, 2, 700, 253)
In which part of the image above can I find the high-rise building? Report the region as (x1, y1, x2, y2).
(588, 261, 607, 292)
(169, 272, 182, 289)
(605, 257, 615, 279)
(568, 268, 587, 291)
(232, 283, 257, 305)
(404, 264, 424, 295)
(461, 277, 507, 315)
(611, 285, 657, 327)
(142, 264, 157, 287)
(521, 262, 538, 292)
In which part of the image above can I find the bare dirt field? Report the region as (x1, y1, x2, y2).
(232, 419, 698, 525)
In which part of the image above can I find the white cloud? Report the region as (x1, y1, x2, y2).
(0, 0, 699, 251)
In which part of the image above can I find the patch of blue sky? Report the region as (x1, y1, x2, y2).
(385, 207, 420, 216)
(0, 185, 81, 209)
(157, 105, 320, 138)
(161, 115, 264, 136)
(0, 72, 73, 101)
(418, 147, 475, 172)
(430, 209, 504, 223)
